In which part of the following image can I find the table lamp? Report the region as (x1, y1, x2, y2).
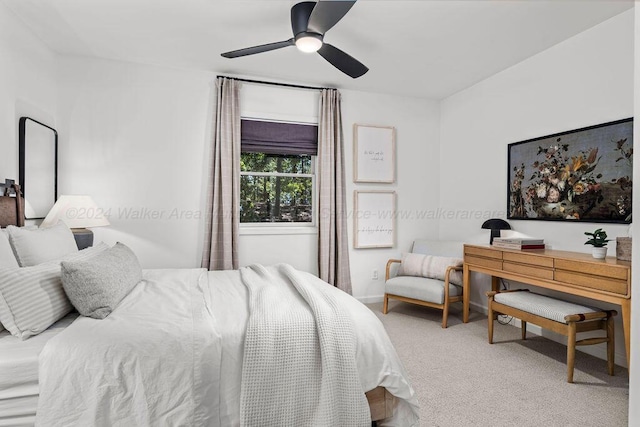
(481, 218, 511, 245)
(40, 195, 110, 250)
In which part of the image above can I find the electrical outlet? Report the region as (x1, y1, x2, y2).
(372, 269, 379, 280)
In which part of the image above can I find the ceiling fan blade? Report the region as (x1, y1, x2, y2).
(318, 43, 368, 78)
(307, 0, 357, 34)
(221, 38, 295, 58)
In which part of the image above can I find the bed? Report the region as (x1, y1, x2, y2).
(0, 314, 77, 427)
(0, 223, 419, 426)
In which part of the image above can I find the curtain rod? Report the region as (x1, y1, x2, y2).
(216, 75, 331, 91)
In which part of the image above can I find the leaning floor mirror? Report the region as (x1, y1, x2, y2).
(19, 117, 58, 219)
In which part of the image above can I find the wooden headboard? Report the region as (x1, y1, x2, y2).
(0, 181, 25, 228)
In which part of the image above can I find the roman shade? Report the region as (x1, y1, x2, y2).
(241, 119, 318, 155)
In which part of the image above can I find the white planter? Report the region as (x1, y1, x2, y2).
(592, 247, 608, 259)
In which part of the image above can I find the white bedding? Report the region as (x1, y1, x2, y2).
(239, 264, 370, 426)
(0, 313, 77, 427)
(36, 266, 419, 426)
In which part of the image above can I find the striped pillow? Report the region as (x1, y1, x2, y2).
(398, 253, 464, 285)
(0, 230, 17, 332)
(0, 243, 109, 339)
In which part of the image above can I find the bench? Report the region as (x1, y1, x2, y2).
(487, 289, 616, 383)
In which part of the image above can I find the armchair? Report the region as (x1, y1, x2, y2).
(383, 240, 464, 328)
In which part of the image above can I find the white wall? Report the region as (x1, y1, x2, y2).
(55, 57, 215, 268)
(0, 2, 57, 184)
(342, 90, 440, 300)
(439, 10, 634, 366)
(628, 4, 640, 424)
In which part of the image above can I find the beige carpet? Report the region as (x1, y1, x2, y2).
(368, 302, 629, 427)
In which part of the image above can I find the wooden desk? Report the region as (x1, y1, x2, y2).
(462, 244, 631, 367)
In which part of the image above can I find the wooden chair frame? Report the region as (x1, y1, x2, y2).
(487, 290, 616, 383)
(383, 259, 464, 328)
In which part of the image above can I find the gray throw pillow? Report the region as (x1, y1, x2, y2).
(61, 242, 143, 319)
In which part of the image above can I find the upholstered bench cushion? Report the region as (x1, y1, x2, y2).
(494, 292, 597, 324)
(385, 276, 462, 305)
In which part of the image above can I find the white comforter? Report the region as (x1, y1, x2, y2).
(36, 267, 419, 426)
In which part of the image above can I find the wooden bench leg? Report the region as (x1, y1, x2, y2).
(521, 320, 527, 340)
(607, 315, 615, 376)
(567, 321, 577, 383)
(383, 294, 389, 314)
(488, 301, 494, 344)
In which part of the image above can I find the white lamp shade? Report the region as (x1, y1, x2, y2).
(40, 195, 110, 229)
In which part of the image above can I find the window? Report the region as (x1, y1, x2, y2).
(240, 119, 317, 224)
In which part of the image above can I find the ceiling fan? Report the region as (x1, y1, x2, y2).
(221, 0, 368, 79)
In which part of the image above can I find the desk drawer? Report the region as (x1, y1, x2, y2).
(554, 259, 628, 281)
(503, 261, 554, 280)
(502, 251, 553, 268)
(465, 255, 502, 270)
(465, 246, 502, 260)
(554, 270, 629, 296)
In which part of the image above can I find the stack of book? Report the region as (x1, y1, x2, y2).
(492, 237, 545, 250)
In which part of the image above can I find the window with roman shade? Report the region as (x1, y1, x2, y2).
(240, 119, 318, 224)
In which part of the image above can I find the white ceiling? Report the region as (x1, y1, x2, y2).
(3, 0, 633, 99)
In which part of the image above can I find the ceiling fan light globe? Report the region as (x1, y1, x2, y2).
(295, 35, 323, 53)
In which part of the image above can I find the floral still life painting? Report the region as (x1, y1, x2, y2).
(508, 118, 633, 223)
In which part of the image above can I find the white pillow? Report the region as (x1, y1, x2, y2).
(0, 230, 18, 268)
(0, 243, 109, 339)
(0, 230, 18, 333)
(7, 222, 78, 267)
(398, 253, 464, 285)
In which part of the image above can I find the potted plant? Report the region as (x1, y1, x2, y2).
(584, 228, 610, 259)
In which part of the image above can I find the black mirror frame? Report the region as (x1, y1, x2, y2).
(18, 116, 58, 219)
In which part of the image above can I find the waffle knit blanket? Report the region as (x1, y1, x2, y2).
(239, 264, 371, 427)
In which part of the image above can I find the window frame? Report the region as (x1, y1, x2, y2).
(239, 138, 318, 229)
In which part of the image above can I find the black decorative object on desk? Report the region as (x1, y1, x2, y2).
(481, 218, 511, 245)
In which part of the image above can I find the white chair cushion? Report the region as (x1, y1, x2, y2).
(494, 292, 598, 324)
(385, 276, 462, 305)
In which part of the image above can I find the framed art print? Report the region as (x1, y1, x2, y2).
(507, 118, 633, 223)
(353, 124, 395, 183)
(354, 190, 396, 248)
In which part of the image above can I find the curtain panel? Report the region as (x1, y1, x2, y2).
(202, 77, 242, 270)
(317, 89, 352, 293)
